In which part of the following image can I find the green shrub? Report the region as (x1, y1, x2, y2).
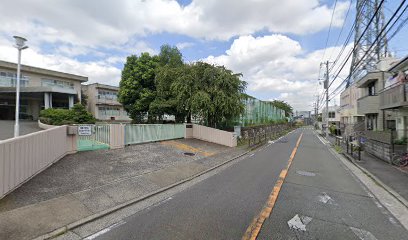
(394, 137, 408, 145)
(329, 124, 336, 135)
(40, 103, 95, 125)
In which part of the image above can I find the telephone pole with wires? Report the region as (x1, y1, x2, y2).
(323, 61, 330, 137)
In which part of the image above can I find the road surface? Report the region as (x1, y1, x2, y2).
(90, 128, 407, 240)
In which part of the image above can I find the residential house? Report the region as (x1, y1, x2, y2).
(322, 105, 341, 126)
(339, 83, 365, 137)
(82, 83, 131, 122)
(379, 55, 408, 139)
(0, 60, 87, 120)
(355, 58, 397, 133)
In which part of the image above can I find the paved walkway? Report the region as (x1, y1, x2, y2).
(0, 138, 247, 240)
(326, 134, 408, 203)
(0, 120, 42, 140)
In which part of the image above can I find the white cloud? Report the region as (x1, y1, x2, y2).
(0, 0, 350, 47)
(0, 0, 352, 108)
(204, 34, 352, 110)
(0, 42, 121, 86)
(176, 42, 195, 50)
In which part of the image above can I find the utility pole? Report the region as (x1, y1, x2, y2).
(323, 61, 329, 137)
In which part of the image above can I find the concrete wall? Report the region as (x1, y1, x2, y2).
(0, 125, 77, 199)
(191, 124, 237, 147)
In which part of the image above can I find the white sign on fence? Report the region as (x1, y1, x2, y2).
(78, 126, 92, 136)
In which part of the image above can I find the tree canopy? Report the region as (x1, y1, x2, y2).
(119, 44, 287, 127)
(271, 100, 293, 117)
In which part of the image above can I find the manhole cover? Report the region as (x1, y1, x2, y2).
(296, 170, 316, 176)
(184, 152, 196, 156)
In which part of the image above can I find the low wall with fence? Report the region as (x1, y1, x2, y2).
(0, 126, 77, 199)
(125, 124, 185, 145)
(187, 124, 237, 147)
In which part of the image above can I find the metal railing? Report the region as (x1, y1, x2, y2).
(125, 124, 185, 145)
(379, 82, 408, 109)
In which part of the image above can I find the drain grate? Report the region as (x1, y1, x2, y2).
(184, 152, 196, 156)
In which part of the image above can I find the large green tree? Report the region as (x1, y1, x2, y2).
(118, 53, 158, 122)
(171, 62, 247, 127)
(271, 100, 293, 117)
(149, 45, 185, 122)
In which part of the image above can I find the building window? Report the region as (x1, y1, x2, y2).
(99, 106, 120, 116)
(328, 112, 335, 118)
(98, 90, 118, 101)
(368, 82, 376, 96)
(41, 79, 74, 89)
(0, 71, 29, 87)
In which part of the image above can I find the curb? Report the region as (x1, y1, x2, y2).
(34, 150, 251, 240)
(34, 129, 298, 240)
(341, 152, 408, 209)
(315, 130, 408, 209)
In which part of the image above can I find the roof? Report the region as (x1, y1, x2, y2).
(0, 60, 88, 82)
(388, 55, 408, 72)
(83, 83, 119, 91)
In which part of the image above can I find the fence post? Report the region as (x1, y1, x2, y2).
(350, 143, 353, 156)
(346, 138, 349, 153)
(358, 146, 361, 161)
(391, 130, 395, 155)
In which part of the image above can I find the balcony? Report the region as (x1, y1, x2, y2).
(0, 76, 29, 87)
(355, 71, 383, 88)
(357, 95, 379, 115)
(379, 83, 408, 109)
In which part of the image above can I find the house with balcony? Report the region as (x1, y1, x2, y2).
(379, 55, 408, 139)
(0, 60, 87, 120)
(355, 71, 394, 132)
(82, 83, 131, 122)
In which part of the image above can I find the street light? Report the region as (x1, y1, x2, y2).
(13, 36, 28, 138)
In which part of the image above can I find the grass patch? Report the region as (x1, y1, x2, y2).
(334, 144, 343, 153)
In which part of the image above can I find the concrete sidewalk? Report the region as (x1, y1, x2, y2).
(326, 134, 408, 205)
(0, 139, 247, 240)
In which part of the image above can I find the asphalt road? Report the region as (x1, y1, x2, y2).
(93, 128, 407, 240)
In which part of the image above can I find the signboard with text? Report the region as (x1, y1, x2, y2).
(78, 126, 92, 136)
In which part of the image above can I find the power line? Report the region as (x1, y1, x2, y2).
(321, 0, 339, 62)
(327, 0, 354, 62)
(328, 1, 408, 102)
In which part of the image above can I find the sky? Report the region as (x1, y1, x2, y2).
(0, 0, 406, 111)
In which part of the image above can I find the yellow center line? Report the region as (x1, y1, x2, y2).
(242, 132, 303, 240)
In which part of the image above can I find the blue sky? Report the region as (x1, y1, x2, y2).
(0, 0, 406, 111)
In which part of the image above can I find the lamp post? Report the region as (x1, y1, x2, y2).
(13, 36, 28, 138)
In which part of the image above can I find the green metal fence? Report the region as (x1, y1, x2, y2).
(239, 99, 286, 126)
(125, 124, 185, 145)
(77, 124, 110, 151)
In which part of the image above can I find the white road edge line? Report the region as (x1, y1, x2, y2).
(84, 220, 126, 240)
(325, 140, 408, 231)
